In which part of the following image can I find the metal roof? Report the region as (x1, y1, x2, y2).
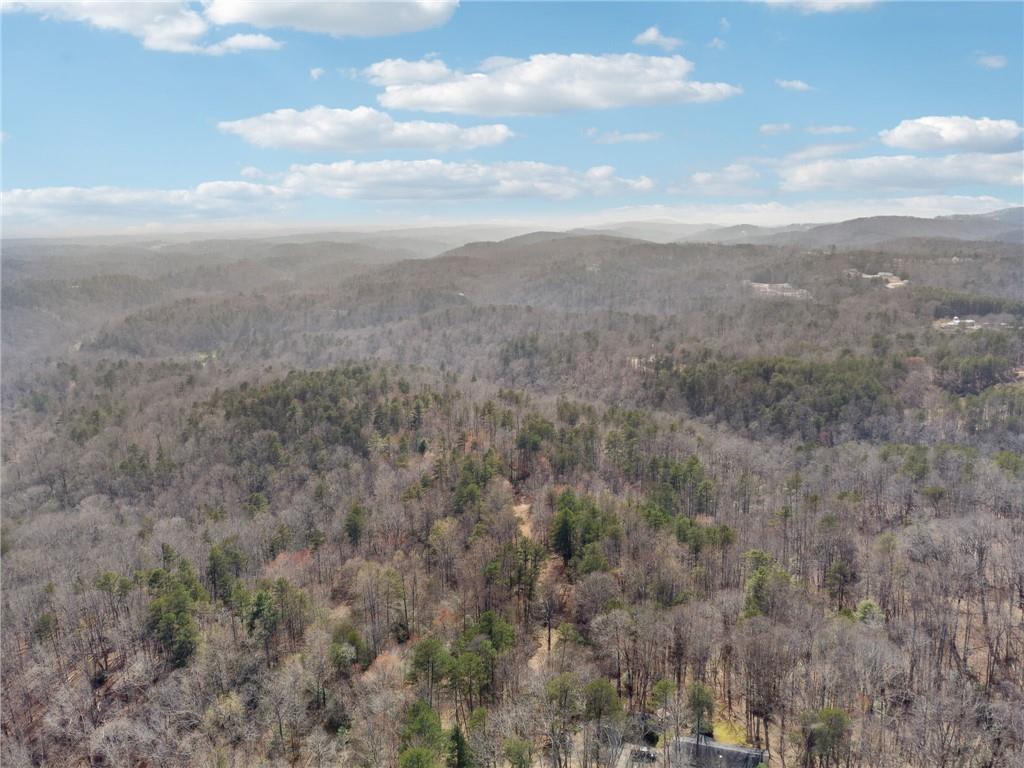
(674, 736, 767, 768)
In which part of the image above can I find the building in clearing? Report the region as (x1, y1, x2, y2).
(938, 316, 978, 330)
(743, 281, 811, 300)
(859, 271, 909, 289)
(673, 736, 767, 768)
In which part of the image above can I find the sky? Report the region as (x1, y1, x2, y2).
(2, 0, 1022, 236)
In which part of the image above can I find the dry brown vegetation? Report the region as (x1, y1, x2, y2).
(1, 226, 1022, 767)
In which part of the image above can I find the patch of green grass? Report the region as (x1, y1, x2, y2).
(713, 718, 747, 746)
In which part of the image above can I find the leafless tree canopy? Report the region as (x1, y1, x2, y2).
(2, 226, 1022, 767)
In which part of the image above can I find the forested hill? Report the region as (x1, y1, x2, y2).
(1, 229, 1022, 767)
(679, 207, 1024, 247)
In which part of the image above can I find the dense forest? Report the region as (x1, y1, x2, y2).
(2, 223, 1022, 768)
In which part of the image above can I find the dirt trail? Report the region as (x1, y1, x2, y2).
(512, 502, 534, 539)
(513, 500, 565, 672)
(528, 624, 561, 671)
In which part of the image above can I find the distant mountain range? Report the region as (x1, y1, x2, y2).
(6, 208, 1021, 255)
(675, 207, 1024, 248)
(566, 220, 717, 242)
(676, 223, 815, 244)
(445, 208, 1024, 251)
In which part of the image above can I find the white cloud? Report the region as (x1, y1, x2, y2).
(688, 163, 761, 194)
(203, 0, 458, 37)
(204, 33, 282, 55)
(782, 143, 861, 163)
(700, 144, 862, 182)
(3, 1, 286, 54)
(880, 116, 1023, 153)
(309, 67, 325, 81)
(707, 37, 726, 50)
(976, 53, 1008, 70)
(779, 151, 1023, 191)
(280, 159, 654, 200)
(760, 123, 792, 135)
(3, 158, 654, 232)
(367, 53, 741, 116)
(719, 17, 731, 31)
(5, 1, 453, 53)
(364, 58, 453, 86)
(4, 1, 211, 52)
(775, 78, 813, 92)
(633, 26, 682, 52)
(218, 106, 513, 152)
(585, 128, 662, 144)
(807, 124, 854, 135)
(759, 1, 876, 13)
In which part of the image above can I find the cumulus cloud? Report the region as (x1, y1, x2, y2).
(759, 1, 876, 13)
(975, 53, 1007, 69)
(309, 67, 325, 81)
(218, 106, 513, 152)
(280, 159, 654, 199)
(204, 0, 458, 37)
(585, 128, 663, 144)
(775, 78, 813, 92)
(807, 124, 854, 135)
(782, 143, 861, 163)
(3, 1, 286, 54)
(4, 1, 213, 52)
(204, 33, 282, 55)
(879, 116, 1023, 153)
(4, 158, 653, 231)
(5, 0, 454, 52)
(633, 26, 682, 51)
(779, 151, 1023, 191)
(708, 37, 726, 50)
(366, 53, 741, 115)
(364, 58, 453, 86)
(760, 123, 792, 135)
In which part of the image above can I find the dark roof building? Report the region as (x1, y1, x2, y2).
(674, 736, 767, 768)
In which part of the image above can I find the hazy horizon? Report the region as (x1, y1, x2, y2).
(3, 1, 1022, 237)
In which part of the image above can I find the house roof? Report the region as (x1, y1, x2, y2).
(674, 736, 766, 768)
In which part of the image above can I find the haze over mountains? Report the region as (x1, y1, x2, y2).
(4, 205, 1021, 382)
(559, 207, 1024, 248)
(7, 207, 1021, 258)
(677, 207, 1024, 247)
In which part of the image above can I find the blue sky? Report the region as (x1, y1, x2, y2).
(2, 1, 1022, 235)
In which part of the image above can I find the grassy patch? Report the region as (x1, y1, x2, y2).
(713, 718, 748, 746)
